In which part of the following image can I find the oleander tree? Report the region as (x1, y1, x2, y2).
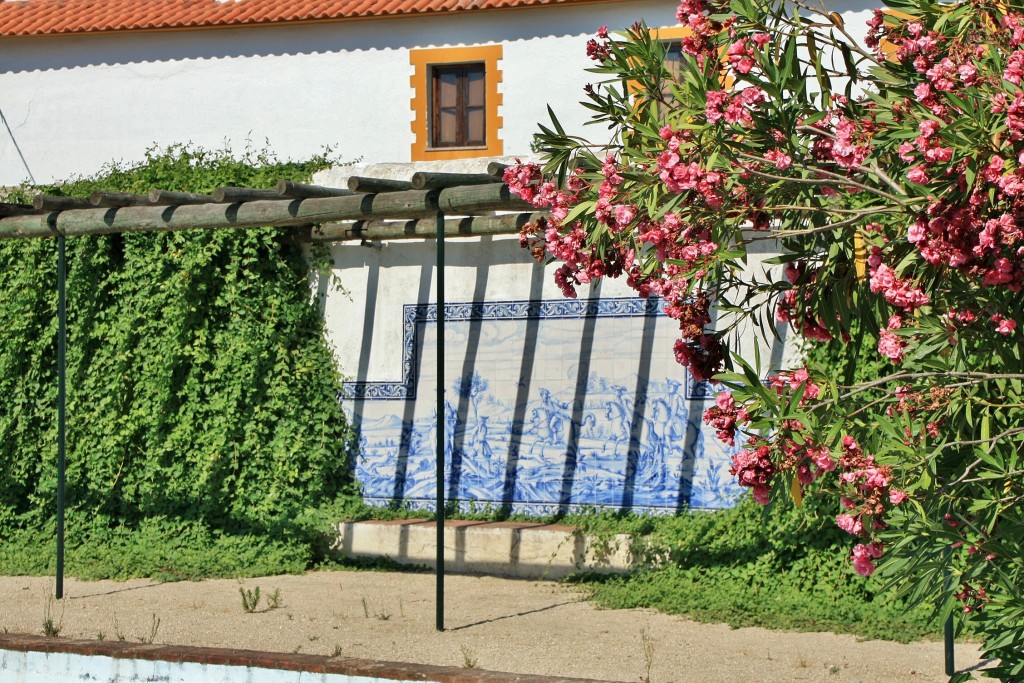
(505, 0, 1024, 677)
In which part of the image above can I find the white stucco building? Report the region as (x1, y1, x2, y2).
(0, 0, 694, 186)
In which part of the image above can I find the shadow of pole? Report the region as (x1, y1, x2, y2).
(447, 249, 491, 504)
(500, 261, 545, 516)
(392, 260, 433, 505)
(557, 283, 600, 516)
(620, 305, 657, 512)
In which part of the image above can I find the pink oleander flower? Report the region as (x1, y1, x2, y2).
(992, 314, 1017, 335)
(726, 37, 757, 74)
(1006, 49, 1024, 85)
(851, 542, 884, 577)
(898, 142, 916, 163)
(729, 444, 775, 500)
(880, 323, 907, 358)
(764, 149, 792, 170)
(836, 513, 864, 536)
(907, 165, 930, 184)
(612, 204, 638, 230)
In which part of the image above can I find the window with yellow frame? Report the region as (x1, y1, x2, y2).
(650, 26, 692, 97)
(409, 45, 504, 161)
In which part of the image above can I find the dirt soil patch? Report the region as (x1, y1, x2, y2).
(1, 571, 982, 682)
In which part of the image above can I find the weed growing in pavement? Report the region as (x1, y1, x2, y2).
(267, 588, 283, 610)
(114, 618, 126, 642)
(140, 614, 161, 644)
(640, 627, 655, 683)
(460, 644, 479, 669)
(331, 644, 343, 657)
(96, 631, 105, 641)
(239, 586, 261, 613)
(42, 594, 63, 638)
(361, 597, 370, 619)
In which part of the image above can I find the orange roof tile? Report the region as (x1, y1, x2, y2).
(0, 0, 616, 37)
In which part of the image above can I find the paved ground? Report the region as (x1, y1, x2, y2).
(0, 571, 984, 682)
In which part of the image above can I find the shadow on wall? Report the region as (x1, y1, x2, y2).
(0, 5, 632, 73)
(339, 239, 765, 515)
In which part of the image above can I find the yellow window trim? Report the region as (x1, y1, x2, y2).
(648, 25, 734, 89)
(410, 45, 503, 161)
(649, 26, 692, 41)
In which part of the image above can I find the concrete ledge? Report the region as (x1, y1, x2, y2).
(0, 633, 621, 683)
(333, 519, 635, 579)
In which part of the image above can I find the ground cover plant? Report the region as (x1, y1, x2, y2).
(569, 496, 939, 643)
(506, 0, 1024, 677)
(0, 143, 361, 579)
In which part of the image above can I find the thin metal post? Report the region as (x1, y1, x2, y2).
(435, 211, 445, 632)
(944, 614, 955, 676)
(56, 234, 66, 600)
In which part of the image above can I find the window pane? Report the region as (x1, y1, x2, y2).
(665, 42, 684, 82)
(437, 108, 458, 145)
(466, 67, 485, 108)
(466, 106, 485, 145)
(437, 70, 459, 108)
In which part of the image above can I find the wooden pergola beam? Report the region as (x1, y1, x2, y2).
(0, 185, 538, 240)
(312, 211, 545, 241)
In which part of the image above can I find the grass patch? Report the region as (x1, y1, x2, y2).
(564, 496, 942, 643)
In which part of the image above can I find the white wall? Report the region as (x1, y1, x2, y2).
(0, 0, 681, 186)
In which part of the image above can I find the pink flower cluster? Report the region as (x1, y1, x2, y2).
(868, 252, 930, 313)
(729, 443, 775, 504)
(908, 201, 1024, 291)
(675, 0, 729, 60)
(658, 127, 724, 205)
(725, 34, 770, 75)
(710, 386, 910, 577)
(505, 146, 728, 380)
(832, 436, 910, 576)
(505, 160, 630, 299)
(828, 114, 870, 170)
(673, 335, 726, 382)
(702, 391, 750, 446)
(866, 8, 1024, 343)
(850, 542, 885, 577)
(769, 367, 821, 402)
(704, 88, 766, 129)
(586, 25, 611, 61)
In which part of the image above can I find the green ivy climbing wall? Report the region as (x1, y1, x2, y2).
(0, 144, 358, 577)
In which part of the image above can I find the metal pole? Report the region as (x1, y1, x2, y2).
(56, 234, 66, 600)
(944, 614, 955, 676)
(435, 210, 445, 632)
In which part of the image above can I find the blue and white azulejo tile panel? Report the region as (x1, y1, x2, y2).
(342, 297, 744, 514)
